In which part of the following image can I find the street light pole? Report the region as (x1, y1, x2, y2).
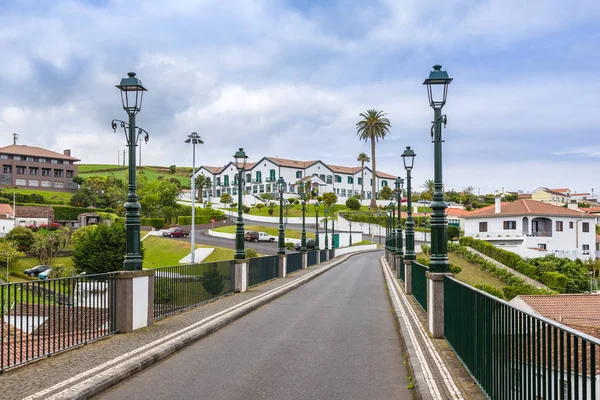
(234, 148, 248, 260)
(349, 220, 353, 246)
(389, 201, 396, 254)
(314, 201, 320, 251)
(185, 132, 203, 264)
(277, 177, 286, 255)
(300, 183, 307, 252)
(424, 210, 428, 242)
(402, 147, 416, 261)
(424, 64, 452, 273)
(324, 207, 329, 251)
(395, 177, 405, 257)
(113, 72, 148, 271)
(331, 212, 335, 249)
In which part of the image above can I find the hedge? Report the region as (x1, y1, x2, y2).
(177, 208, 226, 225)
(540, 271, 568, 293)
(474, 283, 505, 300)
(10, 271, 38, 281)
(113, 217, 165, 229)
(52, 205, 114, 221)
(459, 236, 522, 268)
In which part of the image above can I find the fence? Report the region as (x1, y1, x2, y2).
(0, 273, 118, 372)
(287, 252, 303, 274)
(320, 250, 327, 262)
(399, 255, 405, 282)
(307, 251, 318, 267)
(411, 261, 428, 312)
(248, 255, 279, 287)
(153, 261, 235, 319)
(329, 249, 334, 260)
(445, 276, 600, 399)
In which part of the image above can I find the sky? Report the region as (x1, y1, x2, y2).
(0, 0, 598, 194)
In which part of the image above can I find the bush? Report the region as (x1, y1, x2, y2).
(10, 271, 37, 281)
(345, 197, 361, 210)
(316, 196, 323, 202)
(285, 242, 295, 251)
(540, 271, 568, 293)
(53, 205, 114, 221)
(459, 236, 522, 269)
(243, 206, 250, 213)
(0, 191, 46, 204)
(6, 226, 35, 252)
(380, 186, 393, 200)
(73, 222, 136, 274)
(202, 263, 225, 296)
(449, 264, 462, 274)
(245, 248, 258, 258)
(448, 226, 460, 241)
(177, 208, 226, 225)
(268, 209, 274, 216)
(231, 203, 237, 208)
(421, 244, 431, 257)
(474, 283, 505, 299)
(140, 218, 165, 230)
(256, 203, 264, 209)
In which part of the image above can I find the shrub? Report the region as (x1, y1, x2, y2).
(6, 226, 35, 252)
(540, 271, 568, 293)
(73, 222, 135, 274)
(285, 242, 295, 251)
(140, 218, 165, 230)
(345, 197, 361, 210)
(256, 203, 264, 209)
(10, 271, 37, 281)
(53, 205, 114, 221)
(202, 264, 225, 296)
(421, 244, 431, 257)
(322, 192, 338, 206)
(245, 248, 258, 258)
(448, 226, 460, 241)
(316, 196, 323, 202)
(243, 206, 250, 213)
(380, 186, 393, 200)
(231, 203, 237, 208)
(177, 208, 226, 225)
(474, 284, 504, 299)
(449, 264, 462, 274)
(268, 209, 274, 216)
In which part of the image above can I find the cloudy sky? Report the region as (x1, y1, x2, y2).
(0, 0, 598, 194)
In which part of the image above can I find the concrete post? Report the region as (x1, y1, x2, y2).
(404, 260, 412, 295)
(427, 272, 452, 338)
(115, 270, 154, 333)
(325, 250, 330, 261)
(316, 251, 321, 265)
(279, 255, 287, 278)
(234, 260, 248, 293)
(395, 255, 402, 280)
(302, 252, 308, 269)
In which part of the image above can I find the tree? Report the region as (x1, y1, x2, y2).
(220, 193, 233, 206)
(322, 192, 338, 207)
(357, 152, 370, 200)
(422, 179, 434, 197)
(0, 241, 24, 274)
(30, 229, 71, 266)
(380, 186, 393, 200)
(6, 226, 35, 252)
(202, 264, 224, 296)
(345, 197, 361, 210)
(195, 174, 212, 204)
(169, 165, 176, 174)
(71, 176, 85, 185)
(356, 109, 391, 210)
(138, 178, 180, 218)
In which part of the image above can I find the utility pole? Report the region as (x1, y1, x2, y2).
(12, 133, 18, 145)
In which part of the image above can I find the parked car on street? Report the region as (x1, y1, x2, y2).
(23, 265, 51, 277)
(162, 227, 189, 238)
(257, 232, 275, 242)
(244, 231, 259, 242)
(295, 239, 316, 251)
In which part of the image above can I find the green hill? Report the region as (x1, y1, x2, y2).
(78, 164, 192, 187)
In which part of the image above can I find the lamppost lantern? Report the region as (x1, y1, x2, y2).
(423, 64, 452, 109)
(402, 146, 416, 171)
(234, 148, 248, 171)
(277, 177, 286, 193)
(395, 176, 404, 194)
(314, 201, 320, 213)
(233, 148, 248, 260)
(116, 72, 147, 115)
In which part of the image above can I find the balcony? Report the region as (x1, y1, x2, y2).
(471, 232, 523, 241)
(252, 179, 262, 183)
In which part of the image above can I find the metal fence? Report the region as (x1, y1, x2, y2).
(154, 261, 235, 319)
(248, 256, 279, 287)
(0, 273, 118, 372)
(411, 261, 428, 312)
(329, 249, 334, 260)
(287, 252, 303, 274)
(445, 276, 600, 399)
(320, 250, 327, 263)
(399, 255, 405, 282)
(307, 251, 317, 267)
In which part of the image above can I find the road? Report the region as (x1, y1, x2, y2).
(175, 229, 281, 255)
(99, 252, 412, 400)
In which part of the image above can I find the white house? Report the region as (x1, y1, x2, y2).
(0, 203, 14, 237)
(195, 156, 397, 204)
(15, 205, 54, 227)
(463, 198, 596, 260)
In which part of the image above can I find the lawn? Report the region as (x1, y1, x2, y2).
(3, 188, 74, 204)
(11, 256, 75, 274)
(77, 164, 126, 173)
(224, 204, 372, 218)
(142, 236, 236, 268)
(352, 240, 375, 247)
(78, 165, 191, 187)
(213, 224, 315, 239)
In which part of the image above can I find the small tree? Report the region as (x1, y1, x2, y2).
(202, 264, 224, 296)
(220, 193, 233, 206)
(6, 226, 35, 252)
(322, 192, 338, 206)
(345, 197, 361, 210)
(380, 186, 393, 200)
(169, 165, 176, 174)
(0, 241, 24, 271)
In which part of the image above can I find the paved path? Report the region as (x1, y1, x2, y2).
(99, 252, 413, 400)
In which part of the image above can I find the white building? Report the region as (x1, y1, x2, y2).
(196, 156, 397, 204)
(463, 198, 596, 260)
(0, 203, 14, 237)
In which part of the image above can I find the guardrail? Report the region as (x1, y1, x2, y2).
(445, 276, 600, 399)
(287, 252, 303, 274)
(411, 261, 428, 311)
(153, 261, 235, 319)
(1, 272, 118, 371)
(248, 255, 279, 287)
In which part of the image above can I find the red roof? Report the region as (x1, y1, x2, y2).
(464, 199, 595, 219)
(446, 208, 469, 217)
(0, 145, 80, 161)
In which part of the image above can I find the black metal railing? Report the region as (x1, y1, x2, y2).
(399, 255, 405, 282)
(287, 252, 303, 274)
(248, 256, 279, 287)
(329, 249, 335, 260)
(307, 251, 317, 267)
(153, 261, 235, 319)
(0, 273, 118, 371)
(412, 260, 428, 312)
(445, 276, 600, 399)
(320, 250, 327, 262)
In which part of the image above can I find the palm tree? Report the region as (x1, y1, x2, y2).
(422, 179, 434, 196)
(356, 109, 391, 210)
(195, 174, 212, 203)
(357, 152, 370, 201)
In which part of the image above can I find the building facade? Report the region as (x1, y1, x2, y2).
(531, 187, 570, 207)
(0, 145, 79, 191)
(464, 199, 596, 260)
(196, 156, 397, 203)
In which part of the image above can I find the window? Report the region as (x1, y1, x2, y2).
(16, 166, 26, 175)
(66, 170, 73, 179)
(269, 169, 276, 181)
(41, 181, 51, 188)
(341, 189, 346, 197)
(582, 222, 590, 232)
(62, 160, 71, 165)
(14, 156, 21, 160)
(367, 191, 372, 199)
(358, 177, 362, 185)
(327, 175, 332, 184)
(26, 157, 34, 162)
(29, 168, 39, 176)
(335, 175, 341, 183)
(296, 171, 302, 179)
(51, 159, 58, 164)
(348, 177, 353, 184)
(223, 175, 229, 186)
(255, 171, 261, 182)
(232, 188, 237, 195)
(538, 244, 547, 250)
(583, 244, 590, 255)
(503, 221, 516, 230)
(39, 158, 46, 163)
(2, 165, 11, 174)
(215, 177, 221, 186)
(253, 185, 258, 193)
(15, 179, 26, 186)
(53, 181, 64, 188)
(0, 155, 7, 159)
(245, 173, 251, 182)
(53, 169, 63, 178)
(382, 180, 388, 187)
(569, 221, 574, 229)
(259, 185, 264, 193)
(319, 174, 325, 182)
(227, 188, 231, 194)
(370, 179, 373, 185)
(479, 222, 488, 232)
(42, 168, 51, 177)
(28, 180, 39, 187)
(266, 184, 271, 192)
(556, 221, 563, 232)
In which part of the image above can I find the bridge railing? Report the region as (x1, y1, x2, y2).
(307, 251, 318, 267)
(153, 261, 235, 319)
(320, 249, 327, 262)
(445, 275, 600, 399)
(0, 272, 118, 372)
(249, 255, 279, 287)
(399, 255, 405, 282)
(287, 252, 303, 274)
(411, 260, 428, 312)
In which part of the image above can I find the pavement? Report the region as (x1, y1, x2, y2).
(98, 252, 413, 400)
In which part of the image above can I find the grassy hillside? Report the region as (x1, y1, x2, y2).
(78, 164, 192, 187)
(3, 188, 74, 204)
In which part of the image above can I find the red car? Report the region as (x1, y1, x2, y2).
(162, 227, 189, 238)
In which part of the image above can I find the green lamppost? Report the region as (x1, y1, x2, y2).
(233, 148, 248, 260)
(331, 210, 335, 249)
(277, 176, 286, 255)
(395, 177, 405, 257)
(113, 72, 148, 271)
(349, 220, 353, 246)
(424, 64, 452, 273)
(300, 183, 307, 252)
(323, 207, 329, 250)
(389, 201, 396, 254)
(402, 146, 416, 261)
(314, 201, 320, 251)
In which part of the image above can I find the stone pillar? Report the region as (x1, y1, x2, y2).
(115, 270, 154, 333)
(279, 255, 287, 278)
(234, 260, 248, 293)
(302, 252, 308, 269)
(316, 251, 321, 265)
(325, 250, 330, 261)
(395, 255, 402, 280)
(404, 260, 413, 295)
(427, 272, 451, 339)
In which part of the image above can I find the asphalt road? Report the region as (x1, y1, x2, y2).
(98, 251, 412, 400)
(174, 229, 281, 255)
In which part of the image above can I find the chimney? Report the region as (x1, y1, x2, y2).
(63, 149, 71, 157)
(494, 190, 501, 214)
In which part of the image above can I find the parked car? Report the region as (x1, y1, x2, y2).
(162, 227, 189, 238)
(244, 231, 259, 242)
(295, 239, 316, 251)
(257, 232, 275, 242)
(23, 265, 51, 277)
(39, 268, 53, 280)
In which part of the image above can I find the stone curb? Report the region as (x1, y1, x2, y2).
(380, 257, 430, 400)
(44, 249, 382, 400)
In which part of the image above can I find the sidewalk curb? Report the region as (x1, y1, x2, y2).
(40, 249, 382, 400)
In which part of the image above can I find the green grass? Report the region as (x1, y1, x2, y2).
(77, 164, 126, 173)
(78, 164, 191, 187)
(352, 240, 374, 246)
(142, 236, 239, 268)
(213, 224, 315, 239)
(225, 204, 371, 218)
(11, 256, 75, 274)
(3, 188, 74, 203)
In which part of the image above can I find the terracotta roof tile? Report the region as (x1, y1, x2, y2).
(463, 199, 595, 219)
(550, 188, 570, 193)
(266, 157, 318, 169)
(584, 207, 600, 214)
(327, 164, 362, 174)
(520, 294, 600, 330)
(375, 171, 396, 179)
(16, 206, 54, 219)
(446, 208, 470, 217)
(0, 204, 14, 217)
(0, 145, 80, 161)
